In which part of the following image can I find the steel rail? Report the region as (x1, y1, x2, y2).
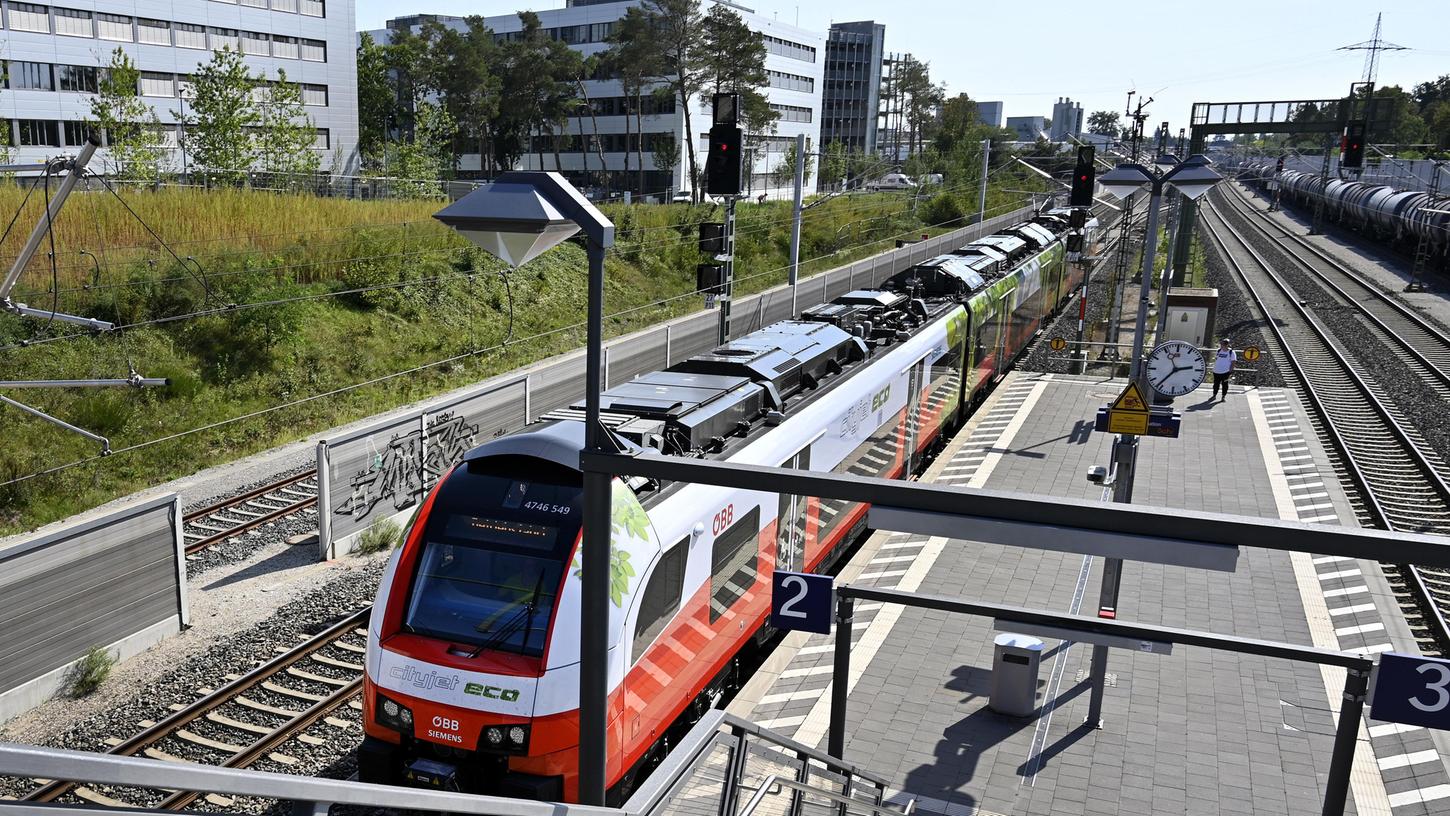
(1218, 182, 1450, 396)
(20, 606, 370, 805)
(182, 469, 319, 555)
(1200, 197, 1450, 651)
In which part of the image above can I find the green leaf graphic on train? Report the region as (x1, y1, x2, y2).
(570, 483, 647, 607)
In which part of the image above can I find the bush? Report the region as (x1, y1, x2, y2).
(919, 193, 966, 228)
(68, 646, 115, 697)
(356, 518, 402, 555)
(68, 390, 136, 435)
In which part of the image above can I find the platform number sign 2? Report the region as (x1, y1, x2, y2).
(1371, 653, 1450, 730)
(771, 571, 834, 634)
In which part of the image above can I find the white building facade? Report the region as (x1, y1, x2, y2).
(1049, 97, 1081, 142)
(371, 0, 824, 200)
(0, 0, 359, 170)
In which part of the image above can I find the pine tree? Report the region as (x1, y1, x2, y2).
(177, 47, 259, 186)
(355, 32, 393, 161)
(643, 0, 706, 200)
(87, 48, 168, 181)
(604, 6, 664, 194)
(255, 68, 319, 187)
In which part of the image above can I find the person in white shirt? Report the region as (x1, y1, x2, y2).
(1212, 338, 1238, 400)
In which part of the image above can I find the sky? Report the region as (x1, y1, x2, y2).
(354, 0, 1450, 137)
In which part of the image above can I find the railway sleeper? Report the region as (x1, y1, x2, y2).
(205, 711, 278, 735)
(235, 696, 306, 718)
(175, 729, 246, 754)
(263, 680, 327, 702)
(311, 653, 363, 672)
(74, 786, 139, 807)
(287, 667, 352, 687)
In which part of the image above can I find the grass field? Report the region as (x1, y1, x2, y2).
(0, 181, 1037, 533)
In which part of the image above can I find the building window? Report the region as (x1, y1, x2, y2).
(63, 121, 95, 146)
(632, 540, 686, 662)
(174, 22, 206, 49)
(57, 64, 97, 93)
(177, 75, 193, 99)
(209, 27, 238, 51)
(18, 120, 60, 146)
(240, 0, 266, 8)
(709, 506, 760, 623)
(9, 3, 51, 33)
(768, 70, 814, 94)
(272, 35, 298, 59)
(139, 71, 174, 97)
(137, 17, 169, 45)
(770, 104, 813, 124)
(313, 128, 329, 150)
(241, 30, 270, 56)
(763, 34, 815, 63)
(301, 84, 327, 106)
(9, 61, 54, 91)
(96, 12, 132, 41)
(299, 0, 323, 16)
(271, 0, 297, 13)
(299, 38, 325, 61)
(54, 7, 92, 37)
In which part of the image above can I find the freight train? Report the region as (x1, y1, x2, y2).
(1238, 162, 1450, 271)
(358, 208, 1096, 802)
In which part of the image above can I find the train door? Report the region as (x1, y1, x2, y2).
(775, 438, 816, 572)
(993, 291, 1014, 377)
(904, 357, 925, 474)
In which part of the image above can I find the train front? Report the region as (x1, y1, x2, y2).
(358, 428, 593, 800)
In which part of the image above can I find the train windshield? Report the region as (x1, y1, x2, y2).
(403, 458, 582, 657)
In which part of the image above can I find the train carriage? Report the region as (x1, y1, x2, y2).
(359, 213, 1076, 802)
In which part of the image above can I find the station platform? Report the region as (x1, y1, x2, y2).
(729, 372, 1450, 816)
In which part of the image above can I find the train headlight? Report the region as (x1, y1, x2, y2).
(508, 726, 527, 746)
(376, 694, 414, 734)
(485, 727, 505, 746)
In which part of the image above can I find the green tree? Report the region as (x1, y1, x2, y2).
(419, 17, 500, 172)
(604, 6, 664, 194)
(1087, 110, 1121, 137)
(644, 0, 706, 199)
(255, 68, 319, 184)
(87, 48, 168, 181)
(355, 32, 393, 160)
(178, 47, 259, 186)
(652, 131, 679, 181)
(699, 3, 774, 135)
(898, 57, 943, 157)
(382, 96, 456, 198)
(495, 12, 560, 172)
(772, 138, 813, 189)
(820, 140, 847, 191)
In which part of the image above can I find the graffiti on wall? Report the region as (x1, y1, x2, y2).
(335, 411, 481, 522)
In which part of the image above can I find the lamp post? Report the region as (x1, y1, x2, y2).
(434, 172, 615, 805)
(1083, 153, 1222, 727)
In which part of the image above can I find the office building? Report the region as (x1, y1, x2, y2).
(1049, 97, 1082, 142)
(1006, 115, 1047, 143)
(373, 0, 823, 199)
(0, 0, 359, 170)
(820, 20, 882, 160)
(976, 100, 1001, 129)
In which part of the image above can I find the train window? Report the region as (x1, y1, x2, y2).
(776, 446, 811, 571)
(709, 506, 761, 623)
(632, 539, 687, 663)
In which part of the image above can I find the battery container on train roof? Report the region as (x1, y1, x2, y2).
(887, 255, 986, 299)
(972, 234, 1028, 264)
(1007, 222, 1056, 249)
(576, 370, 768, 455)
(670, 319, 862, 409)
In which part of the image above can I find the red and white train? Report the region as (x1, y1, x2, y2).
(359, 209, 1091, 801)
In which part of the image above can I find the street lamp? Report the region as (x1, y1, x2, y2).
(1081, 153, 1222, 727)
(433, 171, 615, 806)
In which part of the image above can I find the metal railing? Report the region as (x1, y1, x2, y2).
(0, 711, 913, 816)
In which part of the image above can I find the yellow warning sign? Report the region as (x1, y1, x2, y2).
(1243, 346, 1261, 362)
(1049, 337, 1067, 351)
(1110, 382, 1150, 413)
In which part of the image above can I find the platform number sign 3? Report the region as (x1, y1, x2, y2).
(1371, 653, 1450, 730)
(771, 571, 834, 634)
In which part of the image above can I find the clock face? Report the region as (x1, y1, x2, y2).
(1145, 340, 1206, 397)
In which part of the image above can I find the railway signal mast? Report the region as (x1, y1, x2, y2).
(704, 93, 744, 344)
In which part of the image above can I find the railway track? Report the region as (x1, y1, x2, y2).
(19, 606, 370, 810)
(1217, 183, 1450, 400)
(1199, 193, 1450, 653)
(183, 470, 320, 555)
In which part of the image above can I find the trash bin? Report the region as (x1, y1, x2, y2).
(989, 633, 1044, 717)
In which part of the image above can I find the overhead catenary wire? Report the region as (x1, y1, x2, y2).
(0, 194, 1039, 489)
